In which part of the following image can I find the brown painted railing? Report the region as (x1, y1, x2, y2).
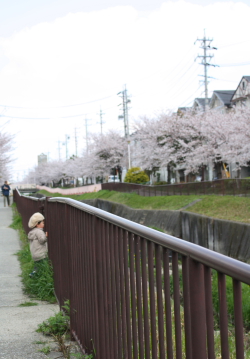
(102, 178, 250, 196)
(14, 189, 250, 359)
(13, 188, 46, 233)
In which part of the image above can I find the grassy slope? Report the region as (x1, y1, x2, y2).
(38, 189, 250, 223)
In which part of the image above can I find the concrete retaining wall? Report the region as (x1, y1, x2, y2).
(36, 184, 101, 195)
(82, 199, 250, 262)
(81, 199, 181, 237)
(181, 212, 250, 262)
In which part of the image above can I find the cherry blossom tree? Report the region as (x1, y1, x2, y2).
(133, 107, 250, 177)
(87, 130, 127, 178)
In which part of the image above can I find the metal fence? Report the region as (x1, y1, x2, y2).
(102, 178, 250, 197)
(14, 189, 250, 359)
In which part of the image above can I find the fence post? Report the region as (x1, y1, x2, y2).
(188, 258, 207, 359)
(94, 217, 107, 358)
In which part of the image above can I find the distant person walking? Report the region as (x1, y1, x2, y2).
(1, 181, 11, 207)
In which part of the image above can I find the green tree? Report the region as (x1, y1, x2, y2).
(124, 167, 149, 184)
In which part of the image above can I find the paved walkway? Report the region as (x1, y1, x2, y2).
(0, 196, 59, 359)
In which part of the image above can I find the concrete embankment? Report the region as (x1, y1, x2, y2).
(81, 198, 250, 262)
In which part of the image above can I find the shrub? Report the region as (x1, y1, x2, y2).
(124, 167, 149, 184)
(154, 181, 168, 185)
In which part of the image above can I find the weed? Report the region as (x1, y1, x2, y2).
(38, 345, 51, 354)
(36, 310, 69, 336)
(33, 340, 47, 344)
(37, 301, 94, 359)
(18, 301, 38, 307)
(71, 354, 93, 358)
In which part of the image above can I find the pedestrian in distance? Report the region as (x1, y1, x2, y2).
(27, 212, 48, 277)
(1, 180, 11, 207)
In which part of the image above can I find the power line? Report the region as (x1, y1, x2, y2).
(179, 84, 204, 107)
(217, 39, 250, 49)
(132, 61, 199, 99)
(218, 60, 250, 67)
(0, 94, 117, 110)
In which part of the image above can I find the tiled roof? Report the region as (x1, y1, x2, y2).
(194, 98, 211, 108)
(213, 90, 234, 106)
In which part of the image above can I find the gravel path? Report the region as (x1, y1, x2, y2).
(0, 196, 60, 359)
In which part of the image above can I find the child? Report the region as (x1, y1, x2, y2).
(28, 212, 48, 276)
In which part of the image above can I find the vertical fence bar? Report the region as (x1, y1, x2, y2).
(109, 224, 118, 358)
(155, 244, 165, 359)
(218, 272, 229, 359)
(233, 279, 244, 359)
(163, 248, 173, 359)
(172, 251, 182, 359)
(95, 217, 107, 358)
(129, 233, 138, 358)
(102, 221, 111, 356)
(135, 235, 144, 359)
(188, 258, 207, 359)
(123, 231, 132, 359)
(105, 221, 115, 359)
(114, 226, 123, 358)
(148, 241, 157, 358)
(84, 212, 90, 346)
(141, 238, 150, 359)
(204, 266, 215, 359)
(181, 256, 192, 359)
(118, 228, 128, 358)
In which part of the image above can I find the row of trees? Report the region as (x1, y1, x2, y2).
(133, 107, 250, 175)
(24, 107, 250, 185)
(24, 130, 127, 185)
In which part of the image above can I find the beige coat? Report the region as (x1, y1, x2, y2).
(28, 228, 48, 261)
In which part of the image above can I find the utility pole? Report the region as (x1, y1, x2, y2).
(98, 107, 105, 135)
(63, 135, 70, 160)
(195, 30, 218, 110)
(85, 117, 91, 154)
(74, 127, 78, 157)
(57, 140, 62, 160)
(118, 85, 131, 169)
(118, 85, 130, 138)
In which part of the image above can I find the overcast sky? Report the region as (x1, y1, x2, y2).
(0, 0, 250, 181)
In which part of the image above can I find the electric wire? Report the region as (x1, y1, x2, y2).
(218, 60, 250, 67)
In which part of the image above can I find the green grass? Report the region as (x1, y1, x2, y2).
(38, 345, 50, 354)
(38, 189, 203, 210)
(18, 301, 38, 307)
(185, 195, 250, 223)
(11, 204, 56, 303)
(38, 189, 250, 223)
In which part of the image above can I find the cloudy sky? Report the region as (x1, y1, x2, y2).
(0, 0, 250, 181)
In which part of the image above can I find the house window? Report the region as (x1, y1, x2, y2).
(242, 81, 246, 90)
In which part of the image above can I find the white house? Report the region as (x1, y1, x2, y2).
(209, 90, 235, 112)
(231, 76, 250, 108)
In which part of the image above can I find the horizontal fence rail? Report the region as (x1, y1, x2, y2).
(102, 178, 250, 197)
(14, 189, 250, 359)
(13, 188, 46, 233)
